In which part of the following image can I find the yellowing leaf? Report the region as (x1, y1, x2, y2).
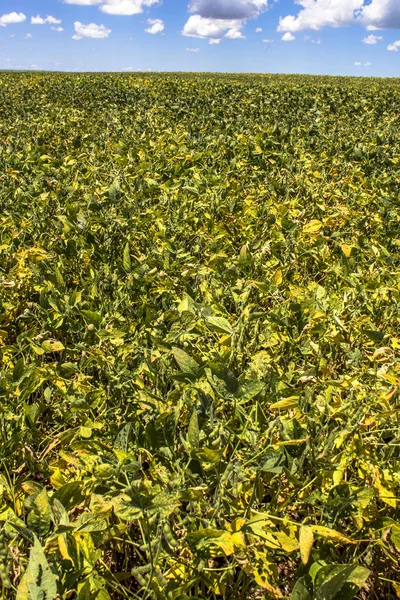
(270, 397, 299, 411)
(375, 480, 397, 508)
(303, 220, 323, 234)
(311, 525, 355, 545)
(272, 268, 283, 286)
(274, 531, 299, 552)
(41, 340, 65, 353)
(58, 534, 73, 563)
(340, 243, 353, 257)
(79, 426, 92, 439)
(299, 526, 314, 565)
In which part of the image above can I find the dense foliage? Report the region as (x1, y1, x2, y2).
(0, 72, 400, 599)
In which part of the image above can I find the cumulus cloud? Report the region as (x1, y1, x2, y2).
(361, 0, 400, 30)
(225, 28, 245, 38)
(32, 15, 62, 25)
(282, 31, 295, 41)
(256, 27, 262, 32)
(25, 33, 32, 39)
(182, 0, 269, 44)
(188, 0, 268, 20)
(278, 0, 364, 32)
(63, 0, 160, 16)
(182, 15, 245, 43)
(72, 21, 111, 39)
(186, 47, 200, 51)
(362, 34, 382, 43)
(278, 0, 400, 33)
(354, 60, 372, 65)
(145, 18, 164, 34)
(0, 12, 26, 27)
(387, 40, 400, 51)
(52, 26, 64, 32)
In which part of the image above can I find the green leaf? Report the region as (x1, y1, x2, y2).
(315, 564, 370, 600)
(187, 408, 199, 448)
(81, 310, 102, 328)
(291, 576, 313, 600)
(172, 347, 200, 375)
(54, 482, 85, 511)
(27, 489, 52, 537)
(123, 242, 132, 272)
(236, 380, 264, 401)
(25, 536, 57, 600)
(364, 329, 385, 343)
(13, 358, 25, 381)
(205, 316, 233, 334)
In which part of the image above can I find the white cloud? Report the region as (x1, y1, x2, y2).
(278, 0, 363, 32)
(362, 34, 382, 43)
(186, 47, 200, 51)
(31, 15, 62, 25)
(263, 38, 273, 42)
(361, 0, 400, 30)
(354, 60, 372, 65)
(183, 0, 269, 43)
(256, 27, 262, 32)
(121, 66, 151, 71)
(182, 15, 245, 43)
(188, 0, 269, 20)
(278, 0, 400, 33)
(52, 26, 64, 32)
(64, 0, 160, 16)
(364, 61, 371, 65)
(282, 31, 295, 41)
(72, 21, 111, 39)
(145, 18, 164, 34)
(47, 16, 62, 24)
(387, 40, 400, 51)
(0, 12, 27, 27)
(25, 33, 32, 39)
(225, 28, 245, 38)
(354, 61, 362, 65)
(311, 38, 321, 43)
(64, 0, 101, 4)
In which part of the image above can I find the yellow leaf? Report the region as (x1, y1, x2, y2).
(299, 526, 314, 565)
(270, 397, 298, 411)
(340, 243, 353, 257)
(16, 573, 29, 600)
(275, 438, 308, 447)
(311, 526, 355, 545)
(375, 480, 397, 509)
(303, 220, 323, 234)
(273, 268, 283, 286)
(274, 531, 299, 553)
(41, 340, 65, 353)
(58, 534, 73, 562)
(231, 517, 246, 532)
(392, 582, 400, 598)
(231, 531, 246, 550)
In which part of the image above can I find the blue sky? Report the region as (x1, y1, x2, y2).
(0, 0, 399, 75)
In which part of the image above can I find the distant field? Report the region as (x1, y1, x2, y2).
(0, 72, 400, 599)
